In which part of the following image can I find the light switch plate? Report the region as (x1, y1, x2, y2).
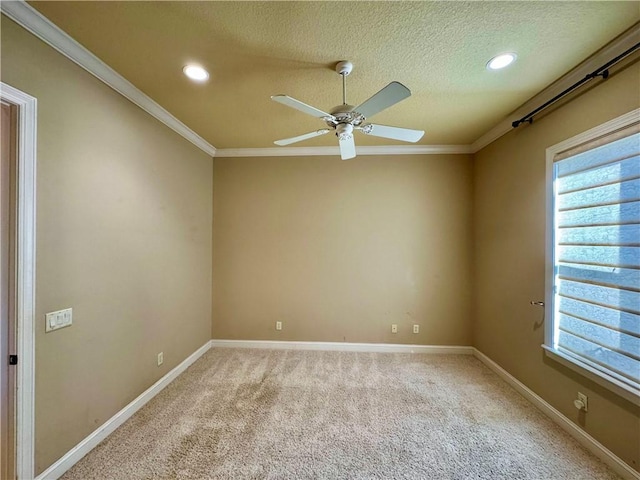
(45, 308, 73, 332)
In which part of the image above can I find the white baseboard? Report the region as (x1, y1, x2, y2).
(473, 348, 640, 480)
(36, 340, 213, 480)
(211, 339, 474, 355)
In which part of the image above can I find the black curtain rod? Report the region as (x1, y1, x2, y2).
(512, 42, 640, 128)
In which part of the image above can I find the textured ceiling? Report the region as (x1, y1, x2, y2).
(28, 1, 640, 149)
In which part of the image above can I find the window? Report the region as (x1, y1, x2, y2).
(544, 109, 640, 403)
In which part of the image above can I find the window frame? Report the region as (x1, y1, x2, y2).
(544, 108, 640, 406)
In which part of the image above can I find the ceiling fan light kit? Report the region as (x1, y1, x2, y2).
(271, 60, 425, 160)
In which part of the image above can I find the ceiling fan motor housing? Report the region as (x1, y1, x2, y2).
(326, 104, 366, 130)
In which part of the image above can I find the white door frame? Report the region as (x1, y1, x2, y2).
(0, 82, 37, 480)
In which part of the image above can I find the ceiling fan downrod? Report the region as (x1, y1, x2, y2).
(336, 61, 353, 106)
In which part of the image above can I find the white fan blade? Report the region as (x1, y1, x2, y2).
(360, 124, 424, 143)
(274, 129, 330, 146)
(354, 82, 411, 119)
(271, 95, 335, 119)
(339, 135, 356, 160)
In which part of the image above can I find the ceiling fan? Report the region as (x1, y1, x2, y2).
(271, 61, 425, 160)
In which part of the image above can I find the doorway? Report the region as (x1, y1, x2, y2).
(1, 99, 17, 480)
(0, 82, 36, 480)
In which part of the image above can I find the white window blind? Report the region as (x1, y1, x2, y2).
(552, 129, 640, 391)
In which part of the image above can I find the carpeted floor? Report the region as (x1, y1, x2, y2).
(62, 349, 621, 479)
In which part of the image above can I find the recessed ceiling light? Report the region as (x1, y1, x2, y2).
(486, 53, 517, 71)
(183, 64, 209, 82)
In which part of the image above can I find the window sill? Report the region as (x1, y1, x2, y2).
(542, 345, 640, 406)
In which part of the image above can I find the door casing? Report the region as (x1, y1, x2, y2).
(0, 82, 37, 480)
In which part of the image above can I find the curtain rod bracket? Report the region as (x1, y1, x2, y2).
(512, 117, 533, 128)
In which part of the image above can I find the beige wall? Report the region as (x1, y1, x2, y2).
(213, 154, 474, 345)
(1, 17, 213, 474)
(3, 7, 638, 477)
(474, 61, 640, 471)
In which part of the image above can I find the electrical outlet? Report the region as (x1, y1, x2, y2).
(391, 324, 398, 334)
(576, 392, 588, 412)
(276, 321, 282, 331)
(413, 324, 420, 334)
(157, 352, 164, 366)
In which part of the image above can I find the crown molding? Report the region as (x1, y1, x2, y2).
(0, 1, 217, 157)
(471, 23, 640, 153)
(215, 144, 473, 158)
